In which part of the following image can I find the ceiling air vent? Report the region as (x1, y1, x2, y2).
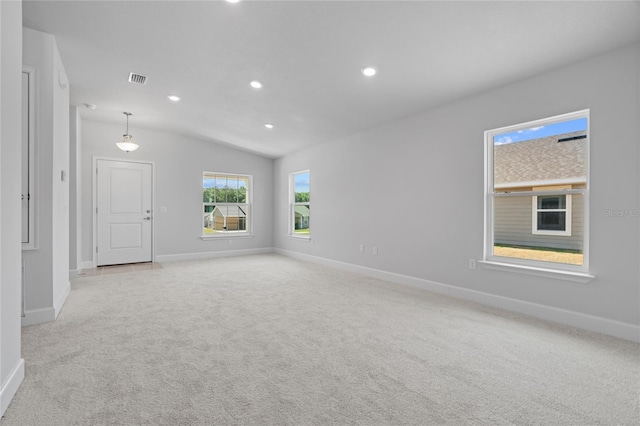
(128, 72, 147, 85)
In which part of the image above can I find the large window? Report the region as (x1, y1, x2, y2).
(203, 173, 251, 236)
(485, 110, 589, 273)
(290, 170, 310, 238)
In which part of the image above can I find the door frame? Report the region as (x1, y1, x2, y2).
(92, 156, 155, 267)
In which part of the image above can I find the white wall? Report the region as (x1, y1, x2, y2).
(21, 28, 70, 325)
(0, 0, 25, 415)
(274, 44, 640, 340)
(79, 120, 274, 266)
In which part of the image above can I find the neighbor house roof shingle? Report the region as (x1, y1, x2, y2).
(494, 130, 587, 186)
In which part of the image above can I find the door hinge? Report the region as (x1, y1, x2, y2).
(96, 207, 98, 214)
(96, 246, 98, 253)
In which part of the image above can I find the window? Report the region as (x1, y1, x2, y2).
(290, 170, 310, 238)
(202, 173, 251, 236)
(532, 194, 571, 235)
(485, 110, 589, 273)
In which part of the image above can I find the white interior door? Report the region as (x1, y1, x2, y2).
(96, 159, 152, 266)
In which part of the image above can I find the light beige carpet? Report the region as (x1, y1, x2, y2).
(3, 254, 639, 425)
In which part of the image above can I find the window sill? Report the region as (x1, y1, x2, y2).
(289, 235, 312, 242)
(478, 260, 595, 283)
(200, 234, 254, 241)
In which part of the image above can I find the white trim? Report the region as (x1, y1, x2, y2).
(532, 194, 572, 236)
(479, 260, 593, 283)
(203, 170, 253, 178)
(275, 249, 636, 342)
(494, 189, 584, 197)
(22, 307, 55, 326)
(54, 280, 70, 318)
(486, 253, 587, 275)
(0, 359, 25, 417)
(289, 235, 312, 241)
(200, 234, 254, 241)
(494, 177, 586, 190)
(155, 247, 273, 263)
(21, 67, 37, 251)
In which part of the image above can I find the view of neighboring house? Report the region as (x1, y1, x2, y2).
(204, 205, 247, 232)
(294, 205, 310, 231)
(493, 130, 587, 252)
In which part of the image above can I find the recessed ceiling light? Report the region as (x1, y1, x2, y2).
(361, 67, 377, 77)
(250, 81, 262, 89)
(226, 0, 241, 3)
(167, 95, 180, 102)
(264, 123, 274, 129)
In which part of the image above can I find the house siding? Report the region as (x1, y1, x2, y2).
(494, 194, 583, 251)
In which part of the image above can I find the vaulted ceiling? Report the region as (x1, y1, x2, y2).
(22, 1, 640, 158)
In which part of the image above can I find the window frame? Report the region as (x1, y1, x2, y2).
(289, 169, 310, 240)
(22, 67, 37, 250)
(201, 172, 253, 238)
(483, 109, 590, 275)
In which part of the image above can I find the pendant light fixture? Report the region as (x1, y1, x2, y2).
(116, 112, 139, 152)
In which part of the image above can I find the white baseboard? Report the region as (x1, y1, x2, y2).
(80, 261, 94, 270)
(156, 247, 274, 263)
(275, 249, 640, 343)
(0, 358, 24, 416)
(54, 281, 71, 319)
(21, 282, 70, 326)
(22, 307, 56, 326)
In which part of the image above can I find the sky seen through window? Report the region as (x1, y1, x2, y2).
(494, 117, 587, 145)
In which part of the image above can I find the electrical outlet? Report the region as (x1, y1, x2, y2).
(359, 244, 364, 253)
(372, 246, 378, 255)
(469, 259, 476, 270)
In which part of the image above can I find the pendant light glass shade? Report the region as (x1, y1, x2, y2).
(116, 112, 139, 152)
(116, 134, 139, 152)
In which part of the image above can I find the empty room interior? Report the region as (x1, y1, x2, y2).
(0, 0, 639, 424)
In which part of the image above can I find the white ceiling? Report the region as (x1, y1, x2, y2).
(22, 1, 640, 158)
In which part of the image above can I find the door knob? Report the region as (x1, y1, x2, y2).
(143, 217, 151, 220)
